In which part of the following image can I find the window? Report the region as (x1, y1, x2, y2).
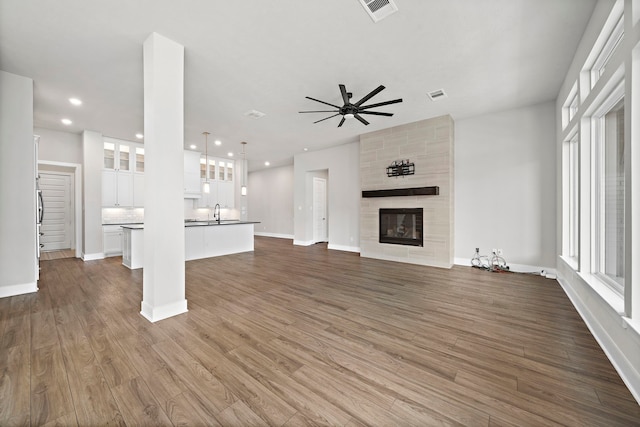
(594, 97, 625, 294)
(589, 6, 624, 88)
(562, 82, 579, 130)
(567, 134, 579, 261)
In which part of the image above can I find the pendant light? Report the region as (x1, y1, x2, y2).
(241, 141, 247, 196)
(202, 132, 210, 194)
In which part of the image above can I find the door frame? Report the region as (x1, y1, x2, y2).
(38, 160, 82, 258)
(39, 170, 74, 250)
(312, 176, 328, 243)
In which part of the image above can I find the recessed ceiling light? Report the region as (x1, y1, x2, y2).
(303, 148, 308, 151)
(61, 118, 72, 125)
(227, 152, 234, 157)
(189, 144, 196, 149)
(214, 140, 222, 146)
(264, 161, 270, 166)
(69, 98, 82, 106)
(135, 133, 144, 139)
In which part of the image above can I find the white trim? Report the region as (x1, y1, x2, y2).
(362, 252, 452, 269)
(140, 299, 188, 323)
(327, 243, 360, 253)
(556, 268, 640, 404)
(293, 239, 315, 246)
(0, 282, 38, 298)
(82, 252, 105, 261)
(254, 232, 294, 239)
(454, 257, 557, 276)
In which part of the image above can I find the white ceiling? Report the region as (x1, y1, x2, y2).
(0, 0, 596, 171)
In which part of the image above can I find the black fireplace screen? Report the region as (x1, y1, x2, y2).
(379, 208, 423, 246)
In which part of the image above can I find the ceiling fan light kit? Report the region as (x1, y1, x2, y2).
(299, 84, 402, 127)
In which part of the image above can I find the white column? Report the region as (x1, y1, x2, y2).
(140, 33, 187, 322)
(82, 130, 104, 260)
(0, 71, 36, 297)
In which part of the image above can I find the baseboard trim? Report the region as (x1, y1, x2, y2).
(454, 257, 557, 277)
(0, 281, 38, 298)
(327, 243, 360, 253)
(140, 299, 188, 323)
(293, 240, 315, 246)
(255, 232, 294, 239)
(556, 268, 640, 404)
(82, 252, 105, 261)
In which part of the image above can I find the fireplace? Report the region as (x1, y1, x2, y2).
(379, 208, 423, 247)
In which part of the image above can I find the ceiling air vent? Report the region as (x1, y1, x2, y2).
(427, 89, 447, 101)
(244, 109, 266, 119)
(358, 0, 398, 23)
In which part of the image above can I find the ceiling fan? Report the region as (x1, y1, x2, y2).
(299, 84, 402, 127)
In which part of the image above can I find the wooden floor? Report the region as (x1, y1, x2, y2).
(39, 248, 75, 261)
(2, 237, 639, 426)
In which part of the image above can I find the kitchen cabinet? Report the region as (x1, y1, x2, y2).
(133, 173, 144, 206)
(218, 181, 234, 208)
(184, 150, 202, 198)
(102, 138, 144, 207)
(196, 181, 218, 208)
(194, 156, 235, 208)
(102, 170, 133, 207)
(103, 225, 123, 256)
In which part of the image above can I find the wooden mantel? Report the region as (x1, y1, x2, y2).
(361, 186, 439, 198)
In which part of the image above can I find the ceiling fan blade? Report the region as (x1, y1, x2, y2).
(305, 96, 341, 109)
(358, 111, 394, 117)
(359, 98, 403, 110)
(339, 84, 350, 105)
(313, 113, 341, 124)
(337, 117, 346, 127)
(354, 85, 385, 107)
(354, 114, 369, 126)
(299, 110, 340, 113)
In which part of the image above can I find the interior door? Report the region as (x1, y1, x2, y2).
(39, 172, 73, 251)
(312, 177, 327, 243)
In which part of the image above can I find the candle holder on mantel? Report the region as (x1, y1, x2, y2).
(386, 159, 415, 177)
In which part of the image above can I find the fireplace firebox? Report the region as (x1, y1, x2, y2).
(379, 208, 423, 247)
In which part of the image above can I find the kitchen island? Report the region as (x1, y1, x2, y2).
(121, 221, 259, 269)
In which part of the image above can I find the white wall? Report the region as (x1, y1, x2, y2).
(35, 127, 82, 164)
(82, 130, 104, 259)
(455, 101, 557, 270)
(248, 165, 294, 238)
(293, 142, 360, 251)
(0, 70, 37, 297)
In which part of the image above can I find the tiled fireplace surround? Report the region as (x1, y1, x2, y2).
(360, 115, 454, 268)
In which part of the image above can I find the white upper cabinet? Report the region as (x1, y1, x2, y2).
(102, 138, 144, 207)
(194, 156, 235, 209)
(184, 150, 202, 198)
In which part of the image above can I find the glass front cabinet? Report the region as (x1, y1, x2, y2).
(196, 156, 235, 209)
(102, 138, 144, 207)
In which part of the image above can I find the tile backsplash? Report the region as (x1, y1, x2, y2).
(102, 208, 144, 224)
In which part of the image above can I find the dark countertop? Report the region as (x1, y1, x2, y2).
(120, 221, 260, 230)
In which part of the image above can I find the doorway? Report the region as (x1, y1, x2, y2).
(312, 176, 327, 243)
(38, 161, 82, 258)
(39, 171, 74, 251)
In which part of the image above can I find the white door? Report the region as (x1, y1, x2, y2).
(39, 172, 73, 251)
(313, 177, 327, 243)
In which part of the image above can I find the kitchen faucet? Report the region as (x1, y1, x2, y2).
(213, 203, 221, 224)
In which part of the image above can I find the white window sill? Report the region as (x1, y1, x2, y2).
(577, 271, 625, 316)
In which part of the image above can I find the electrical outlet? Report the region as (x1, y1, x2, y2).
(497, 249, 503, 256)
(492, 248, 497, 255)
